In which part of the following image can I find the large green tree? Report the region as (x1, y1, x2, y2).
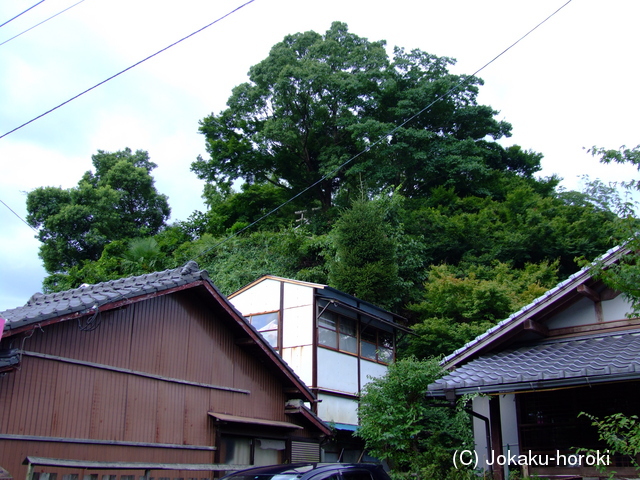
(193, 22, 540, 210)
(26, 148, 170, 274)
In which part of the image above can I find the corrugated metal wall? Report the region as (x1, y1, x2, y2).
(0, 289, 313, 480)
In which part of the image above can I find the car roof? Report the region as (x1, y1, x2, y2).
(222, 463, 385, 479)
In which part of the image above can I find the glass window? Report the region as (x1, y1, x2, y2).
(221, 436, 284, 467)
(341, 472, 373, 480)
(359, 327, 394, 364)
(339, 317, 357, 354)
(249, 312, 279, 349)
(318, 308, 395, 363)
(222, 436, 251, 465)
(360, 340, 377, 360)
(319, 311, 337, 330)
(319, 327, 338, 349)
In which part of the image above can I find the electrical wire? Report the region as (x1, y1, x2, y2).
(189, 0, 574, 263)
(0, 0, 47, 29)
(1, 0, 572, 316)
(0, 0, 256, 140)
(0, 0, 86, 48)
(0, 198, 38, 232)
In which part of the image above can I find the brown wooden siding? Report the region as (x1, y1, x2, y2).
(0, 288, 318, 480)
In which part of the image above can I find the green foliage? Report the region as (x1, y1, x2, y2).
(583, 144, 640, 315)
(357, 357, 474, 479)
(403, 261, 559, 358)
(26, 148, 170, 274)
(403, 184, 621, 277)
(578, 412, 640, 477)
(40, 227, 187, 293)
(199, 182, 299, 235)
(173, 228, 330, 296)
(590, 144, 640, 192)
(193, 22, 538, 210)
(328, 198, 400, 309)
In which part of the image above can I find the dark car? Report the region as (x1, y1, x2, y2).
(221, 463, 391, 480)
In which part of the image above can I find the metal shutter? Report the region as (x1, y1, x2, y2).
(291, 441, 320, 462)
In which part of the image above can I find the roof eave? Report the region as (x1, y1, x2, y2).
(441, 245, 629, 369)
(428, 372, 640, 396)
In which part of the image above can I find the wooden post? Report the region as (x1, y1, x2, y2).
(24, 463, 33, 480)
(489, 396, 504, 480)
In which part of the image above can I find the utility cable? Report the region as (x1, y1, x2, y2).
(189, 0, 573, 263)
(0, 0, 256, 140)
(0, 0, 86, 48)
(0, 198, 38, 232)
(0, 0, 47, 29)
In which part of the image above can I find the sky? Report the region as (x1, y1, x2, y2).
(1, 0, 639, 311)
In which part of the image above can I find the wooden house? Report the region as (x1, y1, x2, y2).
(228, 276, 411, 462)
(0, 262, 330, 480)
(428, 246, 640, 479)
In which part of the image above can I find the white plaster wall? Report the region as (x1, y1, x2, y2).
(545, 296, 598, 329)
(360, 359, 388, 388)
(602, 294, 635, 321)
(281, 345, 314, 385)
(317, 348, 358, 394)
(472, 396, 491, 471)
(282, 304, 314, 348)
(283, 282, 314, 309)
(231, 278, 281, 314)
(317, 393, 359, 425)
(500, 394, 519, 457)
(500, 394, 520, 478)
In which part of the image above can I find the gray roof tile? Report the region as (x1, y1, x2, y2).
(429, 329, 640, 394)
(1, 261, 207, 334)
(441, 245, 628, 365)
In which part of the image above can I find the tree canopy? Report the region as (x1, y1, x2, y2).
(25, 26, 631, 363)
(26, 148, 170, 274)
(193, 22, 541, 212)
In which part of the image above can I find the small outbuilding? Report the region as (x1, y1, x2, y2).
(229, 275, 412, 462)
(0, 262, 329, 480)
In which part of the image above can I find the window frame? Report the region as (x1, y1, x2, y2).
(317, 305, 395, 364)
(247, 311, 280, 350)
(220, 434, 286, 466)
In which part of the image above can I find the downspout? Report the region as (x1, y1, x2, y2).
(432, 390, 493, 477)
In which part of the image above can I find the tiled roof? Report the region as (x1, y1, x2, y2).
(0, 261, 204, 334)
(440, 244, 628, 367)
(428, 329, 640, 395)
(0, 261, 320, 404)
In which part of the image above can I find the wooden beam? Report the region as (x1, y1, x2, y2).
(523, 319, 549, 337)
(600, 287, 621, 301)
(23, 456, 251, 472)
(577, 284, 600, 302)
(22, 351, 250, 395)
(549, 318, 640, 337)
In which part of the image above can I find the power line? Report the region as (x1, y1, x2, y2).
(0, 198, 38, 233)
(0, 0, 47, 29)
(0, 0, 86, 48)
(189, 0, 573, 263)
(0, 0, 256, 140)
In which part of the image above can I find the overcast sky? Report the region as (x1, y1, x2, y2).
(1, 0, 639, 311)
